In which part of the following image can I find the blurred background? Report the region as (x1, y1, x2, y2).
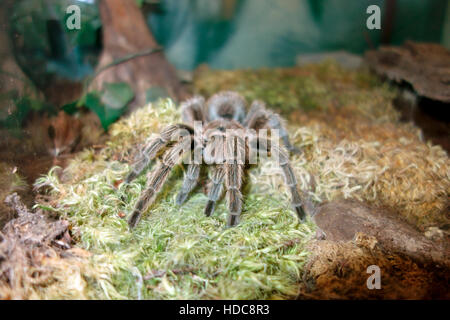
(150, 0, 449, 69)
(4, 0, 449, 78)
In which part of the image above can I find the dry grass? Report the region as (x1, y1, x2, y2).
(290, 108, 449, 228)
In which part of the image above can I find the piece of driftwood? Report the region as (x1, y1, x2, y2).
(0, 193, 72, 299)
(90, 0, 188, 111)
(313, 199, 449, 268)
(365, 41, 450, 103)
(2, 193, 70, 246)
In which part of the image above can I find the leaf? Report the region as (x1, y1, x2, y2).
(101, 82, 134, 110)
(84, 82, 134, 130)
(84, 92, 114, 130)
(61, 101, 79, 115)
(76, 19, 101, 47)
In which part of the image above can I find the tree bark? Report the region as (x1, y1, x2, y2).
(91, 0, 188, 111)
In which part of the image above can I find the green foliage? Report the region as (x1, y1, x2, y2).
(61, 100, 79, 115)
(10, 0, 101, 85)
(81, 82, 134, 130)
(72, 16, 102, 47)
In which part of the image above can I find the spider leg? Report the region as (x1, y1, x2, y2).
(224, 161, 244, 227)
(181, 95, 206, 124)
(245, 100, 300, 154)
(271, 143, 306, 221)
(243, 100, 264, 127)
(267, 113, 301, 154)
(224, 132, 245, 227)
(176, 130, 204, 205)
(175, 163, 200, 205)
(204, 165, 225, 217)
(125, 124, 193, 183)
(128, 136, 192, 229)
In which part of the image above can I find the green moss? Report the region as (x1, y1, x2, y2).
(194, 61, 395, 115)
(35, 100, 315, 300)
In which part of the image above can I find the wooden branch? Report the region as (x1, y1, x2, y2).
(91, 0, 188, 110)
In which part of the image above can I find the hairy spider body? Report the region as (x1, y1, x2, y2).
(125, 91, 306, 229)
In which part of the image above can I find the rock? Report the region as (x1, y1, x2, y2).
(312, 199, 450, 268)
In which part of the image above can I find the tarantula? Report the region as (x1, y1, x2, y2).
(125, 91, 306, 229)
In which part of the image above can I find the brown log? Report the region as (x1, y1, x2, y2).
(91, 0, 188, 111)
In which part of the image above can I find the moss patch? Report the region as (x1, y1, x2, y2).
(193, 61, 392, 115)
(35, 100, 315, 299)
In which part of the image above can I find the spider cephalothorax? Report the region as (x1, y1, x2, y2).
(125, 91, 306, 228)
